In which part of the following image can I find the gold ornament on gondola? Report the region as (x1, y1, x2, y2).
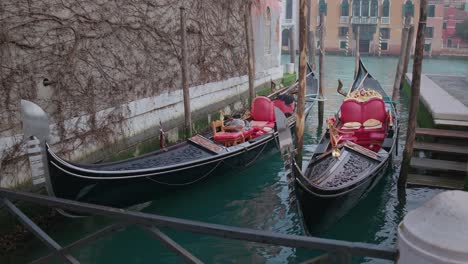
(327, 118, 342, 158)
(344, 88, 382, 103)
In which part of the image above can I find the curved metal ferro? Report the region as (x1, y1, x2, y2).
(21, 100, 84, 218)
(21, 100, 50, 142)
(274, 107, 293, 158)
(20, 99, 51, 192)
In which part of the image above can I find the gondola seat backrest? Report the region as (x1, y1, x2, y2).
(250, 96, 275, 130)
(340, 100, 362, 124)
(340, 98, 387, 124)
(362, 98, 387, 123)
(251, 96, 275, 122)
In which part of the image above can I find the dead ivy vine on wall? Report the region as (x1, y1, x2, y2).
(0, 0, 251, 186)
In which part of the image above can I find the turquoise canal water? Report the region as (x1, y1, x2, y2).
(4, 56, 468, 263)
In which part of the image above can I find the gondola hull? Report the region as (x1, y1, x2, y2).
(291, 60, 398, 234)
(47, 133, 280, 207)
(294, 151, 391, 234)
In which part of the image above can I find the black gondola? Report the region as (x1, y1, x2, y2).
(22, 64, 318, 208)
(292, 60, 398, 234)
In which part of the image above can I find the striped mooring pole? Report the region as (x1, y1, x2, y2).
(378, 32, 382, 57)
(345, 32, 349, 56)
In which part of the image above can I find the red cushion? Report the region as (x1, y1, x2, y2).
(362, 98, 387, 123)
(213, 131, 243, 141)
(340, 100, 362, 123)
(369, 132, 386, 141)
(251, 96, 275, 122)
(243, 128, 254, 138)
(273, 99, 295, 114)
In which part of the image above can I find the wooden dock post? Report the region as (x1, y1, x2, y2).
(295, 0, 308, 167)
(244, 3, 255, 108)
(318, 11, 325, 129)
(354, 26, 360, 79)
(180, 7, 192, 138)
(398, 0, 427, 188)
(290, 26, 296, 65)
(307, 0, 316, 71)
(392, 15, 411, 103)
(401, 25, 415, 88)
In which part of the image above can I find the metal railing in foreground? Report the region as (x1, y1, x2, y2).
(0, 187, 398, 264)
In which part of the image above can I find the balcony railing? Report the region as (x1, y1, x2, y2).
(381, 17, 390, 24)
(340, 16, 349, 24)
(351, 16, 378, 24)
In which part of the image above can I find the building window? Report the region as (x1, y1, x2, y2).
(361, 0, 370, 17)
(340, 40, 347, 50)
(286, 0, 293, 19)
(381, 42, 388, 51)
(382, 0, 390, 17)
(428, 5, 435, 17)
(370, 0, 378, 17)
(341, 0, 349, 16)
(353, 0, 360, 16)
(380, 28, 390, 39)
(443, 22, 447, 29)
(424, 43, 431, 52)
(339, 26, 349, 37)
(265, 7, 272, 54)
(403, 0, 414, 17)
(425, 27, 434, 38)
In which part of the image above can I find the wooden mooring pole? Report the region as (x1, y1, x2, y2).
(295, 0, 308, 167)
(290, 26, 296, 65)
(354, 26, 360, 79)
(398, 0, 427, 188)
(180, 7, 192, 138)
(318, 12, 325, 128)
(392, 15, 411, 103)
(244, 4, 255, 108)
(307, 0, 316, 70)
(401, 25, 415, 88)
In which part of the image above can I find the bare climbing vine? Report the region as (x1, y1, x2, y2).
(0, 0, 251, 185)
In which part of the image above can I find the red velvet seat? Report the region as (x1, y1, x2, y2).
(337, 97, 388, 149)
(211, 120, 244, 146)
(242, 128, 255, 139)
(250, 96, 275, 130)
(363, 98, 387, 124)
(251, 96, 275, 122)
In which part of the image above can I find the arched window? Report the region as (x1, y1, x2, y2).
(341, 0, 349, 16)
(382, 0, 390, 17)
(361, 0, 369, 17)
(370, 0, 378, 17)
(265, 7, 271, 54)
(353, 0, 360, 16)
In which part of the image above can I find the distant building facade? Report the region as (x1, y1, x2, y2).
(280, 0, 468, 57)
(307, 0, 448, 56)
(442, 4, 468, 49)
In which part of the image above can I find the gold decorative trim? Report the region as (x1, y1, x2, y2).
(344, 89, 382, 103)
